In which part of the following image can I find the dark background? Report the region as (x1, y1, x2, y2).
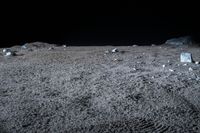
(0, 1, 199, 47)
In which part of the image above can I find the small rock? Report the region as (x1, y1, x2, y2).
(3, 48, 11, 53)
(183, 63, 187, 66)
(162, 65, 166, 68)
(3, 49, 15, 57)
(189, 67, 193, 71)
(48, 47, 54, 50)
(169, 69, 174, 72)
(63, 45, 67, 48)
(21, 45, 27, 49)
(151, 44, 156, 46)
(180, 52, 193, 63)
(195, 61, 199, 64)
(133, 68, 137, 71)
(132, 45, 138, 47)
(167, 60, 170, 63)
(112, 48, 119, 53)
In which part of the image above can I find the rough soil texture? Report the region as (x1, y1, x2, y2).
(0, 43, 200, 133)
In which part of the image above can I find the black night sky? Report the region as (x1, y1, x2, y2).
(0, 1, 199, 47)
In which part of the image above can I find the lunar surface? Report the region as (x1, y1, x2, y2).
(0, 42, 200, 132)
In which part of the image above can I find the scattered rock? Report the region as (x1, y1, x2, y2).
(162, 65, 166, 68)
(2, 48, 16, 57)
(165, 36, 193, 46)
(180, 52, 193, 63)
(111, 48, 119, 53)
(48, 47, 54, 50)
(21, 45, 27, 49)
(189, 67, 193, 71)
(133, 68, 137, 71)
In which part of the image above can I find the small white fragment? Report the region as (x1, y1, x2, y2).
(189, 67, 193, 71)
(48, 47, 54, 50)
(112, 48, 118, 53)
(195, 61, 199, 64)
(3, 48, 11, 53)
(167, 60, 170, 63)
(5, 51, 13, 56)
(151, 44, 156, 46)
(133, 68, 136, 71)
(63, 45, 67, 48)
(162, 65, 166, 68)
(183, 63, 187, 66)
(152, 76, 155, 79)
(132, 45, 138, 47)
(169, 69, 174, 72)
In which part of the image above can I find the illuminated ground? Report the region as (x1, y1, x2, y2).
(0, 42, 200, 132)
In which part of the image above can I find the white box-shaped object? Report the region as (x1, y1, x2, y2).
(180, 52, 193, 63)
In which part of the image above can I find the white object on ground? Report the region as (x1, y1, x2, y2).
(3, 48, 11, 53)
(183, 64, 187, 66)
(112, 48, 119, 53)
(162, 65, 166, 68)
(63, 45, 67, 48)
(132, 45, 138, 47)
(189, 67, 193, 71)
(180, 52, 193, 63)
(169, 69, 174, 72)
(195, 61, 199, 64)
(4, 51, 13, 56)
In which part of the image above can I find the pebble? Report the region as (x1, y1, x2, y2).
(189, 67, 193, 71)
(162, 65, 166, 68)
(112, 48, 119, 53)
(169, 69, 174, 72)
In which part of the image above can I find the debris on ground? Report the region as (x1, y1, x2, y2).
(48, 47, 54, 50)
(195, 61, 199, 64)
(169, 69, 174, 72)
(180, 52, 193, 63)
(63, 45, 67, 48)
(2, 48, 15, 57)
(111, 48, 119, 53)
(162, 65, 166, 68)
(113, 58, 122, 62)
(189, 67, 193, 71)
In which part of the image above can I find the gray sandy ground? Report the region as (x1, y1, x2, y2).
(0, 43, 200, 132)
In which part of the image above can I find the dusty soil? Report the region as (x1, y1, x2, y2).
(0, 42, 200, 133)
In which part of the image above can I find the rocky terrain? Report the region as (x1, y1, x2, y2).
(0, 42, 200, 132)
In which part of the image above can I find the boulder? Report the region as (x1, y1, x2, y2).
(180, 52, 193, 63)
